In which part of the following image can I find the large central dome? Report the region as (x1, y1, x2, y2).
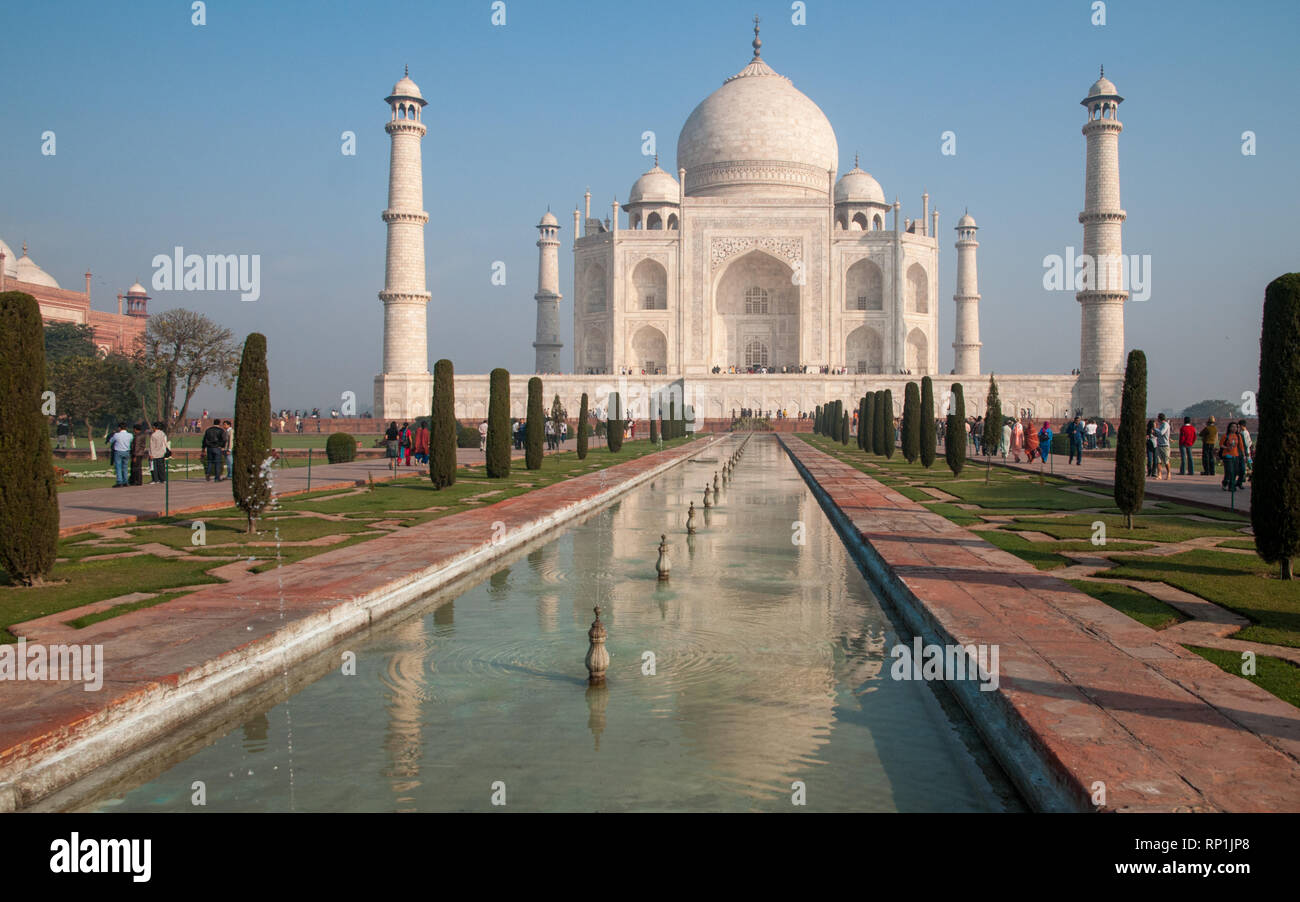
(676, 34, 838, 199)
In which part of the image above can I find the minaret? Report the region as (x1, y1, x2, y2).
(533, 211, 563, 373)
(1077, 68, 1127, 411)
(953, 211, 982, 374)
(373, 68, 433, 420)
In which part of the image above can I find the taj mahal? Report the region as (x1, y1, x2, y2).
(374, 22, 1128, 425)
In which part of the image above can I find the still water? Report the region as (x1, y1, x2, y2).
(89, 436, 1022, 812)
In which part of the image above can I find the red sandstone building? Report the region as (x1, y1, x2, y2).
(0, 238, 148, 354)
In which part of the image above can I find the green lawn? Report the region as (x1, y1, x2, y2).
(1068, 579, 1187, 630)
(1187, 645, 1300, 710)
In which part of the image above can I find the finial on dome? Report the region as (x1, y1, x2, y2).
(1100, 65, 1104, 78)
(854, 152, 859, 169)
(654, 152, 659, 168)
(21, 241, 27, 256)
(752, 15, 762, 58)
(405, 64, 409, 77)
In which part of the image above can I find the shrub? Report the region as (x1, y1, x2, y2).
(456, 424, 479, 448)
(326, 431, 358, 463)
(882, 389, 895, 459)
(945, 383, 966, 477)
(902, 382, 920, 463)
(232, 333, 273, 532)
(430, 358, 456, 488)
(1253, 273, 1300, 578)
(525, 376, 544, 470)
(920, 376, 937, 468)
(577, 392, 589, 459)
(0, 291, 58, 584)
(983, 374, 1002, 457)
(607, 392, 624, 453)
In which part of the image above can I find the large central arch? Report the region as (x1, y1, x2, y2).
(712, 249, 800, 369)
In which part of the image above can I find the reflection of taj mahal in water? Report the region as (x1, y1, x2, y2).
(375, 22, 1129, 423)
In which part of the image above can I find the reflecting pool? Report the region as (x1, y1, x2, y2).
(85, 436, 1022, 812)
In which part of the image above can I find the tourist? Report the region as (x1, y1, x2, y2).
(414, 421, 429, 465)
(478, 418, 488, 453)
(1024, 419, 1039, 463)
(971, 416, 982, 455)
(1237, 420, 1252, 489)
(149, 423, 170, 483)
(130, 423, 149, 486)
(1178, 416, 1197, 476)
(1219, 422, 1243, 491)
(400, 421, 413, 466)
(224, 419, 234, 478)
(202, 418, 227, 481)
(1066, 415, 1084, 465)
(384, 421, 400, 472)
(1000, 418, 1011, 459)
(560, 419, 568, 446)
(1011, 417, 1024, 462)
(1145, 420, 1157, 477)
(1154, 412, 1171, 480)
(1200, 416, 1218, 477)
(55, 415, 70, 450)
(1085, 418, 1098, 449)
(110, 422, 133, 487)
(1098, 419, 1110, 449)
(545, 417, 556, 451)
(1037, 421, 1053, 466)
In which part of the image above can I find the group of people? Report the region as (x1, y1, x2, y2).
(384, 422, 430, 471)
(1151, 415, 1251, 489)
(199, 419, 234, 481)
(107, 422, 173, 486)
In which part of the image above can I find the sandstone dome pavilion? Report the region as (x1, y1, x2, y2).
(373, 26, 1128, 424)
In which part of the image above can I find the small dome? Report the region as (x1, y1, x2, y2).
(128, 281, 148, 296)
(539, 211, 559, 227)
(957, 212, 977, 228)
(1087, 75, 1117, 96)
(15, 248, 59, 289)
(628, 164, 681, 205)
(388, 72, 424, 102)
(834, 165, 885, 205)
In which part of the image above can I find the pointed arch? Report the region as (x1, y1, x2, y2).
(905, 327, 930, 375)
(846, 325, 883, 374)
(906, 262, 929, 314)
(846, 258, 884, 311)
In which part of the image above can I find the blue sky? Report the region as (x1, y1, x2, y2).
(3, 0, 1296, 413)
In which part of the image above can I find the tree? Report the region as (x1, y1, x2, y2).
(650, 414, 659, 444)
(920, 376, 937, 468)
(577, 392, 590, 459)
(874, 390, 887, 457)
(983, 374, 1002, 482)
(486, 368, 511, 477)
(1114, 350, 1148, 530)
(858, 397, 867, 450)
(1253, 274, 1300, 579)
(525, 377, 544, 469)
(44, 322, 97, 364)
(1182, 399, 1241, 422)
(326, 432, 357, 463)
(0, 291, 58, 585)
(231, 333, 273, 533)
(668, 398, 677, 440)
(863, 393, 875, 453)
(902, 382, 921, 463)
(607, 392, 625, 453)
(945, 383, 966, 477)
(882, 389, 895, 459)
(430, 358, 457, 488)
(840, 409, 849, 444)
(814, 404, 822, 435)
(139, 308, 240, 431)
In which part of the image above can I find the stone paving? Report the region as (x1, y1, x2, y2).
(0, 435, 710, 810)
(781, 435, 1300, 812)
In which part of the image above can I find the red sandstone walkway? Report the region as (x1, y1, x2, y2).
(57, 438, 609, 536)
(1, 435, 713, 810)
(782, 435, 1299, 812)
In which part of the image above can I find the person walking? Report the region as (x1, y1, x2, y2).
(1200, 416, 1218, 477)
(400, 421, 413, 467)
(560, 419, 568, 447)
(1145, 420, 1158, 477)
(385, 421, 401, 473)
(1085, 418, 1098, 450)
(1000, 417, 1011, 459)
(478, 419, 488, 454)
(148, 423, 171, 484)
(414, 421, 429, 465)
(1220, 422, 1243, 491)
(110, 423, 133, 487)
(1154, 412, 1171, 480)
(1237, 419, 1252, 489)
(223, 419, 234, 478)
(545, 417, 555, 451)
(130, 423, 149, 486)
(1010, 417, 1024, 462)
(1038, 421, 1053, 467)
(1099, 419, 1110, 449)
(55, 415, 70, 450)
(202, 419, 227, 481)
(1067, 415, 1084, 465)
(1024, 420, 1039, 463)
(1178, 416, 1197, 476)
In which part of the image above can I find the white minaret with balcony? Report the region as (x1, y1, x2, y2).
(1076, 68, 1127, 414)
(952, 211, 982, 374)
(374, 68, 433, 420)
(532, 211, 563, 373)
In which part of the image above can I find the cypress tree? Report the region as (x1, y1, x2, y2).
(607, 392, 624, 453)
(882, 389, 895, 458)
(983, 374, 1002, 457)
(1254, 273, 1300, 578)
(525, 376, 544, 469)
(945, 383, 966, 477)
(650, 414, 659, 444)
(232, 332, 273, 533)
(863, 393, 875, 453)
(0, 291, 58, 584)
(839, 409, 849, 444)
(902, 381, 921, 463)
(873, 390, 887, 457)
(814, 404, 822, 435)
(669, 398, 676, 439)
(1114, 350, 1148, 529)
(430, 358, 457, 488)
(920, 376, 937, 468)
(577, 392, 590, 459)
(486, 367, 511, 477)
(857, 397, 867, 450)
